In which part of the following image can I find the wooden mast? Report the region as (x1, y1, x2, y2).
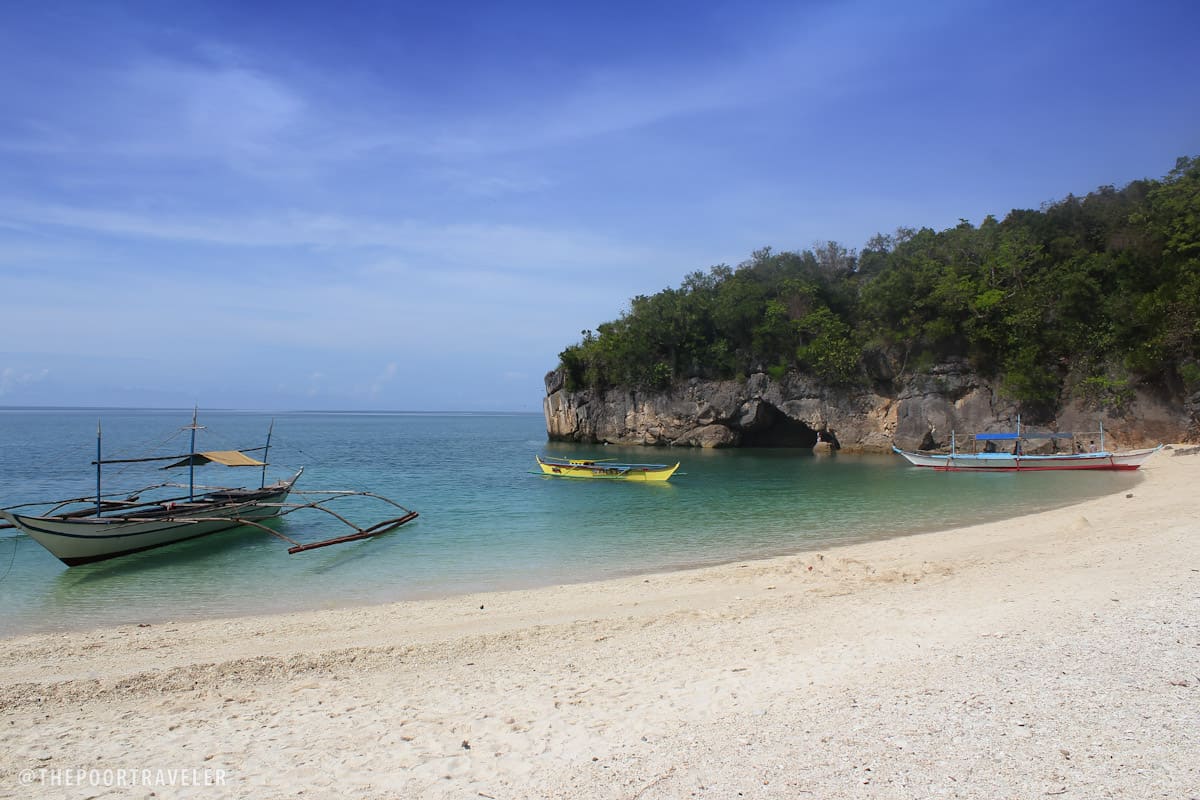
(186, 407, 205, 502)
(261, 419, 274, 489)
(95, 419, 102, 516)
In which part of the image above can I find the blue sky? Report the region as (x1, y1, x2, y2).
(1, 0, 1197, 412)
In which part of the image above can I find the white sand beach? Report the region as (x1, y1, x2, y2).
(1, 448, 1197, 799)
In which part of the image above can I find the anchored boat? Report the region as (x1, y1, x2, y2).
(535, 455, 680, 482)
(0, 411, 418, 566)
(892, 419, 1162, 471)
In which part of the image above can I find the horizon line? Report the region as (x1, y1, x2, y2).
(0, 404, 542, 416)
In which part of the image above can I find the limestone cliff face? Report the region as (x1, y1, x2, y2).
(543, 362, 1192, 451)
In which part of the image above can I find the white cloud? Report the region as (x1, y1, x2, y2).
(0, 367, 50, 396)
(369, 362, 399, 398)
(129, 61, 304, 155)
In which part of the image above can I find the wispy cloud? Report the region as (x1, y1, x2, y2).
(0, 4, 879, 169)
(0, 200, 656, 274)
(0, 367, 50, 396)
(2, 59, 304, 164)
(369, 362, 399, 398)
(125, 60, 304, 157)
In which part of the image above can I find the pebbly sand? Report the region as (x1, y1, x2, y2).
(0, 448, 1197, 799)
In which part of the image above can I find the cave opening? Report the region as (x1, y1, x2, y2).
(740, 404, 820, 448)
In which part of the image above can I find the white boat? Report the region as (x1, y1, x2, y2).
(0, 412, 418, 566)
(891, 446, 1161, 471)
(0, 476, 301, 565)
(892, 419, 1162, 471)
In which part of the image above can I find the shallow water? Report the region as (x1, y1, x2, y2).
(0, 409, 1140, 636)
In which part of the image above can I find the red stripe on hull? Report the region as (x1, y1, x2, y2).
(929, 463, 1140, 472)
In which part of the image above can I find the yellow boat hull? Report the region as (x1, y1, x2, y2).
(536, 456, 679, 482)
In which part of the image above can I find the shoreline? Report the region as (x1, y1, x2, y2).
(1, 463, 1143, 641)
(1, 447, 1196, 798)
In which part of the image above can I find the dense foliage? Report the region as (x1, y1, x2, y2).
(557, 157, 1200, 415)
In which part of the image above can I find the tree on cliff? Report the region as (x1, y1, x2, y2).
(556, 156, 1200, 414)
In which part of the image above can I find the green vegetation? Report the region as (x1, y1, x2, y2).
(556, 157, 1200, 415)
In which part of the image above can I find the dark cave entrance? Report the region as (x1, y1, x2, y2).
(740, 404, 822, 448)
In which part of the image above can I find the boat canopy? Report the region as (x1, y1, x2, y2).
(162, 450, 266, 469)
(975, 431, 1076, 441)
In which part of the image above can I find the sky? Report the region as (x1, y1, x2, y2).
(1, 0, 1197, 412)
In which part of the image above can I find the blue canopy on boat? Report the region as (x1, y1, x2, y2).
(974, 431, 1076, 440)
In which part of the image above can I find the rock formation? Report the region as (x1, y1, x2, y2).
(543, 361, 1191, 452)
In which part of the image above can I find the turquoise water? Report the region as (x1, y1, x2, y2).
(0, 409, 1141, 636)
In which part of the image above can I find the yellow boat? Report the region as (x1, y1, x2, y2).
(535, 455, 680, 482)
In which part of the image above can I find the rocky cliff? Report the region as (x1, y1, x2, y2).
(543, 361, 1193, 452)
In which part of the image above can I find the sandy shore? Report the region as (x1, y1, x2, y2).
(1, 448, 1197, 799)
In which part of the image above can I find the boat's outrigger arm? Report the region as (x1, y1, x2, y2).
(282, 511, 420, 553)
(149, 489, 421, 554)
(263, 490, 421, 553)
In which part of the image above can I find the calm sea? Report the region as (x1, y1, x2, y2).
(0, 408, 1140, 637)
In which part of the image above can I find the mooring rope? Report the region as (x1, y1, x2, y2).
(0, 535, 18, 584)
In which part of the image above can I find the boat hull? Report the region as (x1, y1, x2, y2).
(536, 456, 679, 482)
(891, 446, 1161, 471)
(0, 478, 297, 566)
